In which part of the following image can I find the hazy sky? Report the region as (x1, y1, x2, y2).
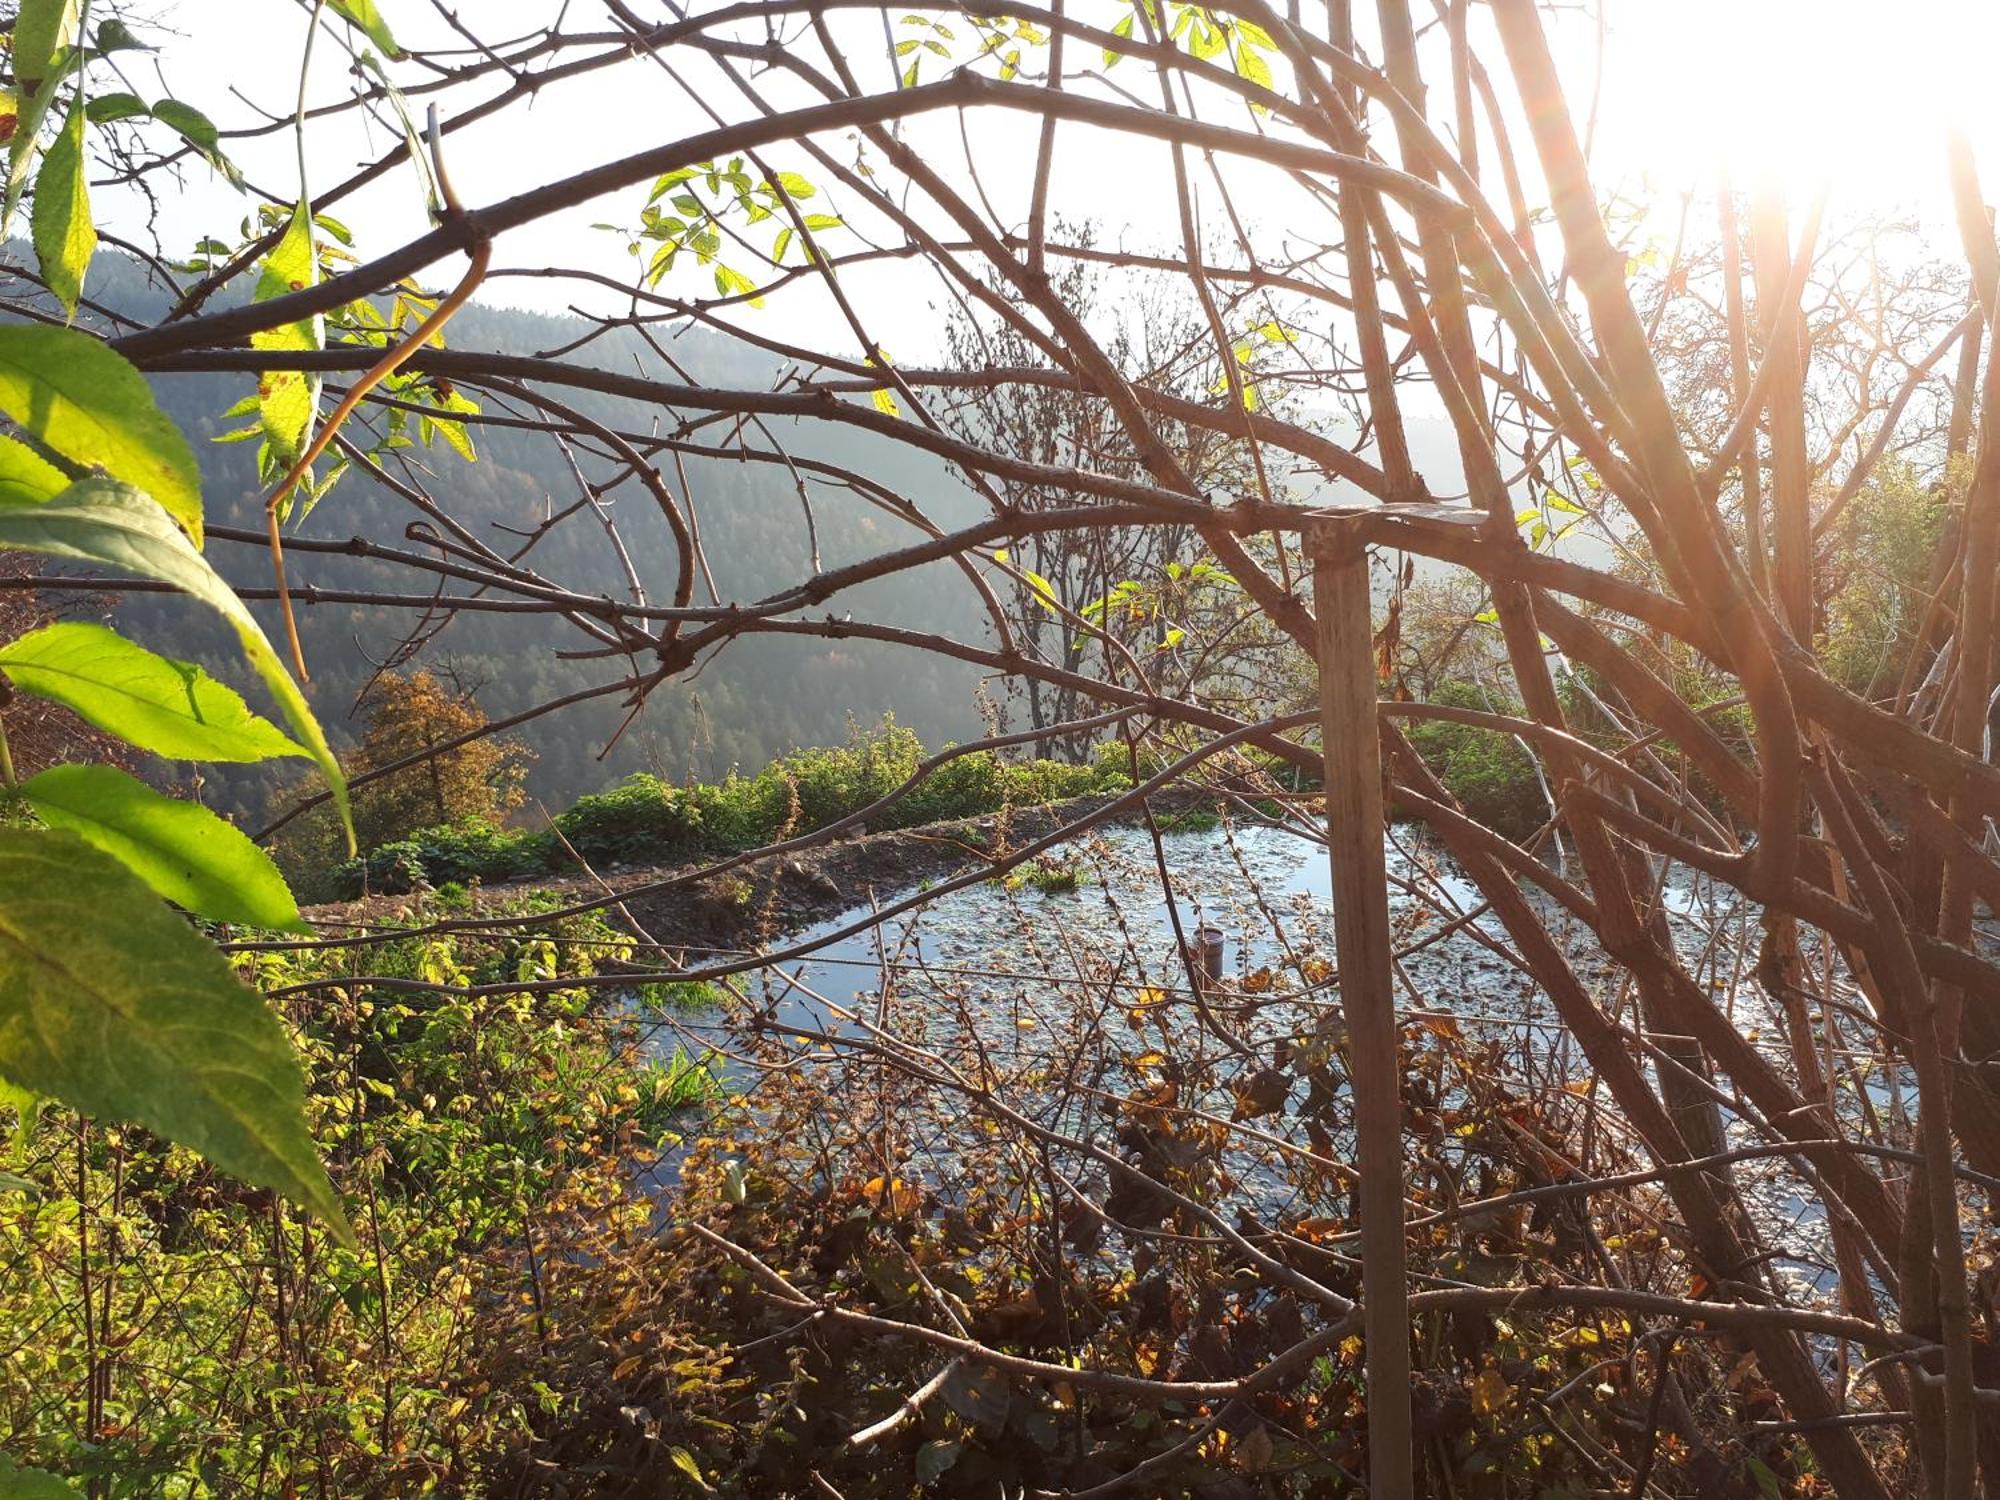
(100, 0, 2000, 359)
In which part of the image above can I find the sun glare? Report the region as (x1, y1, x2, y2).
(1595, 0, 1998, 206)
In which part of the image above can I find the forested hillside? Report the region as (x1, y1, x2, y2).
(69, 254, 991, 821)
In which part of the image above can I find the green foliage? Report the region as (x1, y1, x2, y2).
(0, 476, 351, 833)
(626, 156, 839, 301)
(250, 199, 324, 477)
(328, 0, 402, 57)
(0, 900, 710, 1490)
(331, 717, 1121, 897)
(1820, 459, 1952, 694)
(0, 621, 308, 763)
(8, 0, 80, 95)
(0, 1458, 82, 1498)
(1402, 681, 1552, 842)
(351, 818, 556, 893)
(0, 435, 67, 506)
(0, 324, 203, 539)
(0, 260, 351, 1260)
(1151, 805, 1221, 834)
(20, 764, 303, 929)
(635, 1046, 727, 1117)
(29, 95, 93, 316)
(553, 770, 704, 863)
(637, 977, 727, 1010)
(0, 828, 347, 1240)
(1006, 854, 1086, 894)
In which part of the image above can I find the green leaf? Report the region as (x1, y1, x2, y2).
(84, 91, 148, 123)
(10, 0, 79, 95)
(0, 621, 307, 763)
(0, 1457, 83, 1498)
(1021, 568, 1060, 612)
(93, 18, 151, 52)
(30, 96, 94, 318)
(666, 1448, 713, 1493)
(3, 74, 59, 233)
(328, 0, 401, 57)
(0, 1073, 42, 1154)
(148, 97, 216, 156)
(1236, 40, 1272, 93)
(251, 200, 322, 473)
(0, 323, 203, 542)
(0, 434, 66, 506)
(421, 389, 479, 463)
(23, 765, 304, 930)
(148, 99, 242, 188)
(0, 827, 348, 1240)
(0, 479, 351, 847)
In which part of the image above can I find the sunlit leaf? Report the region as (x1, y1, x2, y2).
(667, 1448, 712, 1492)
(1469, 1366, 1514, 1415)
(23, 764, 304, 930)
(30, 96, 93, 317)
(0, 621, 307, 763)
(251, 200, 322, 476)
(328, 0, 401, 57)
(0, 435, 66, 506)
(0, 323, 203, 541)
(0, 827, 349, 1241)
(150, 99, 243, 187)
(0, 478, 351, 846)
(83, 91, 148, 123)
(10, 0, 79, 95)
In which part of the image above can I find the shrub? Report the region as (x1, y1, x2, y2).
(337, 820, 553, 896)
(778, 717, 922, 828)
(896, 746, 1003, 825)
(556, 774, 702, 862)
(1402, 681, 1552, 842)
(326, 716, 1126, 899)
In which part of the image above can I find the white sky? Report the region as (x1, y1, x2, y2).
(95, 0, 2000, 360)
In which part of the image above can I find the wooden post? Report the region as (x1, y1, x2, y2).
(1311, 520, 1413, 1500)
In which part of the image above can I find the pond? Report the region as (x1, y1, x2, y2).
(636, 815, 1881, 1303)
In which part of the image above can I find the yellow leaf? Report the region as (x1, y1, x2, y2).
(1470, 1366, 1514, 1416)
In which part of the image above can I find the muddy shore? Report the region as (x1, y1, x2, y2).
(308, 786, 1210, 955)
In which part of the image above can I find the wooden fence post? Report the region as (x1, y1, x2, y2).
(1310, 518, 1413, 1500)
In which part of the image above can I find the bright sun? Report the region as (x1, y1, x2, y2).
(1592, 0, 1999, 207)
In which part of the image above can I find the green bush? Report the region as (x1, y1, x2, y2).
(777, 718, 921, 828)
(1403, 681, 1552, 842)
(342, 819, 554, 895)
(556, 774, 703, 862)
(328, 716, 1125, 899)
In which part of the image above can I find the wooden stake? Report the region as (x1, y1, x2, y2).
(1311, 520, 1413, 1500)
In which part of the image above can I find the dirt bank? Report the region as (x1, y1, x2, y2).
(308, 787, 1210, 956)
